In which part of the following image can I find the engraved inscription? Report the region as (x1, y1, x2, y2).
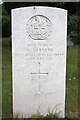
(26, 15, 52, 40)
(15, 43, 64, 60)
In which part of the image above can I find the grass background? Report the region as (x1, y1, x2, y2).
(2, 37, 78, 118)
(0, 37, 2, 119)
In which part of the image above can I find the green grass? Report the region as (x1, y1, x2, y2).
(2, 37, 78, 118)
(66, 45, 78, 118)
(0, 38, 2, 119)
(2, 37, 12, 118)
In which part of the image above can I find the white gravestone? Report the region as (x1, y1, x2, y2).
(12, 6, 67, 118)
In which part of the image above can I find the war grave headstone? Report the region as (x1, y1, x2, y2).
(12, 6, 67, 118)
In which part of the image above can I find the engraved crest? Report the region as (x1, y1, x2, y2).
(26, 15, 52, 40)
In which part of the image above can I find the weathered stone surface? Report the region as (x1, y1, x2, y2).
(12, 6, 67, 118)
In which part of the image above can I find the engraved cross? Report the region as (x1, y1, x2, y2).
(31, 62, 48, 93)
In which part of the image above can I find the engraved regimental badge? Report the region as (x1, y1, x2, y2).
(26, 15, 52, 40)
